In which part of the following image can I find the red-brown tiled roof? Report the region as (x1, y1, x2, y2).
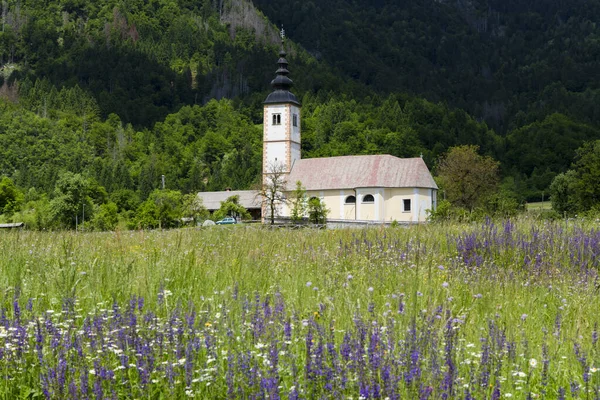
(286, 155, 437, 191)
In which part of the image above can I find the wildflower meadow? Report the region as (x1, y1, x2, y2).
(0, 219, 599, 399)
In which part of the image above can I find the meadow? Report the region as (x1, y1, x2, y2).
(0, 219, 599, 399)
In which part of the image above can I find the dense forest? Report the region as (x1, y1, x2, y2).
(0, 0, 599, 227)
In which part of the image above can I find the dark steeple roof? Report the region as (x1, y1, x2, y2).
(264, 28, 301, 106)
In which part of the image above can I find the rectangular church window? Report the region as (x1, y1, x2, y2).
(403, 199, 411, 212)
(293, 114, 298, 127)
(272, 114, 281, 125)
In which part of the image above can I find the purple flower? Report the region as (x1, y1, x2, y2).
(521, 314, 528, 321)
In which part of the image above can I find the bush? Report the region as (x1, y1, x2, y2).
(307, 198, 328, 224)
(427, 199, 453, 222)
(91, 202, 119, 231)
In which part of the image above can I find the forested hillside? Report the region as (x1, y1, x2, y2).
(254, 0, 600, 133)
(0, 0, 599, 228)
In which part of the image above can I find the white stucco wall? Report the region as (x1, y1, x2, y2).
(290, 105, 301, 144)
(264, 105, 287, 141)
(278, 187, 436, 223)
(263, 104, 301, 178)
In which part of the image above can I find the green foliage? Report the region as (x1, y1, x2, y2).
(307, 197, 328, 225)
(91, 202, 119, 231)
(181, 193, 209, 223)
(300, 94, 500, 167)
(436, 145, 500, 211)
(254, 0, 600, 133)
(110, 189, 141, 213)
(140, 189, 183, 229)
(132, 199, 160, 230)
(506, 114, 600, 200)
(290, 181, 307, 223)
(482, 178, 525, 218)
(213, 195, 250, 221)
(550, 140, 600, 215)
(549, 171, 579, 216)
(48, 172, 95, 229)
(0, 0, 597, 222)
(426, 199, 453, 223)
(571, 140, 600, 211)
(9, 195, 52, 230)
(0, 176, 24, 215)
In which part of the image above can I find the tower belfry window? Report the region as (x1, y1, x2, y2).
(273, 114, 281, 125)
(293, 114, 298, 127)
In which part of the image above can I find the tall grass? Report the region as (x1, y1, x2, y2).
(0, 218, 598, 398)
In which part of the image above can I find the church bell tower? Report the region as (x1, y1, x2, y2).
(263, 28, 301, 181)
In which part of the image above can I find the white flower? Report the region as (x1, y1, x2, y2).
(529, 358, 538, 368)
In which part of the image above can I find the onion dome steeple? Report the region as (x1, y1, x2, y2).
(264, 27, 301, 106)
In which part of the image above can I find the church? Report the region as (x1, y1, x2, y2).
(198, 33, 438, 225)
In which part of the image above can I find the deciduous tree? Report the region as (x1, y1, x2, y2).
(0, 176, 23, 215)
(258, 161, 288, 225)
(436, 145, 500, 211)
(289, 181, 307, 223)
(550, 140, 600, 215)
(213, 195, 250, 221)
(48, 172, 95, 229)
(307, 197, 328, 225)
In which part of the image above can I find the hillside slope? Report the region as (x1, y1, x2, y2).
(252, 0, 600, 132)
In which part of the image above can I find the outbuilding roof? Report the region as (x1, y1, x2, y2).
(0, 222, 25, 229)
(197, 190, 261, 211)
(286, 155, 438, 191)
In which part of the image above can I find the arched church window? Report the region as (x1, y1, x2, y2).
(344, 195, 356, 204)
(272, 114, 281, 125)
(362, 194, 375, 203)
(293, 114, 298, 127)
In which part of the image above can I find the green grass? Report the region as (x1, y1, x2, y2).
(0, 219, 599, 397)
(526, 201, 552, 211)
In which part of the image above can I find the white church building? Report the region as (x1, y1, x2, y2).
(199, 33, 438, 224)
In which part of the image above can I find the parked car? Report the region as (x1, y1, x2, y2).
(216, 217, 237, 225)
